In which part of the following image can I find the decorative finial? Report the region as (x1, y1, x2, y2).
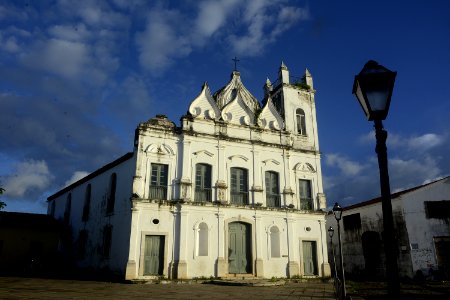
(232, 56, 240, 71)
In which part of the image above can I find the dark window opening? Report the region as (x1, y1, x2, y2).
(230, 167, 248, 205)
(299, 179, 313, 210)
(102, 226, 112, 259)
(265, 171, 280, 207)
(425, 201, 450, 219)
(82, 184, 91, 221)
(64, 193, 72, 224)
(343, 213, 362, 230)
(296, 108, 306, 136)
(195, 163, 212, 202)
(149, 164, 168, 200)
(78, 230, 88, 259)
(106, 173, 117, 214)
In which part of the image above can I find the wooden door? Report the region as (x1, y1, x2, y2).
(144, 235, 165, 275)
(302, 241, 318, 275)
(228, 222, 251, 274)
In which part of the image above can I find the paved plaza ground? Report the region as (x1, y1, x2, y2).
(1, 277, 449, 299)
(0, 277, 338, 300)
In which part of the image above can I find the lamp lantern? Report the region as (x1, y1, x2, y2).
(352, 60, 397, 121)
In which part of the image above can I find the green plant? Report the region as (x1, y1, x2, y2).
(0, 187, 5, 211)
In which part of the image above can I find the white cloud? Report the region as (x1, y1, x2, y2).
(136, 8, 191, 72)
(194, 0, 240, 39)
(48, 24, 91, 42)
(360, 131, 446, 153)
(408, 133, 444, 151)
(3, 160, 54, 198)
(63, 171, 89, 187)
(325, 153, 366, 176)
(228, 2, 308, 56)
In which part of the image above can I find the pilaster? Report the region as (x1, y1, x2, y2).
(286, 216, 300, 277)
(125, 201, 140, 280)
(177, 210, 189, 278)
(215, 212, 227, 277)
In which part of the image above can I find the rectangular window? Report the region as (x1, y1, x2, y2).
(265, 171, 280, 207)
(195, 164, 212, 202)
(64, 193, 72, 224)
(78, 230, 88, 259)
(343, 213, 362, 230)
(299, 179, 313, 210)
(149, 164, 168, 200)
(425, 201, 450, 219)
(102, 226, 112, 259)
(106, 174, 116, 214)
(82, 184, 91, 222)
(230, 168, 248, 205)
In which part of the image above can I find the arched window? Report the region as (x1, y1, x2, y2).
(265, 171, 280, 207)
(64, 193, 72, 224)
(82, 184, 91, 221)
(198, 222, 208, 256)
(106, 173, 116, 214)
(230, 167, 248, 205)
(296, 108, 306, 135)
(270, 226, 281, 258)
(195, 164, 212, 202)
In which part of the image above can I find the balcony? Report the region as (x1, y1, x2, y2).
(266, 194, 281, 207)
(231, 192, 248, 205)
(149, 185, 167, 200)
(195, 188, 212, 202)
(300, 198, 313, 211)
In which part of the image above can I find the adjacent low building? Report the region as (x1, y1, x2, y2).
(0, 212, 60, 275)
(327, 176, 450, 280)
(47, 62, 331, 280)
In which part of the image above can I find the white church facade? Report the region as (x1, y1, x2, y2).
(47, 62, 331, 280)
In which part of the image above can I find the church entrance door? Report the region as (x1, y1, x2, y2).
(302, 241, 318, 275)
(228, 222, 251, 274)
(143, 235, 165, 275)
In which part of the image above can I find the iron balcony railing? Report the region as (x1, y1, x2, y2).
(266, 194, 281, 207)
(231, 192, 248, 205)
(300, 198, 314, 210)
(149, 185, 167, 200)
(194, 188, 212, 202)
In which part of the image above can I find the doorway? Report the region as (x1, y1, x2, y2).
(228, 222, 251, 274)
(143, 235, 165, 276)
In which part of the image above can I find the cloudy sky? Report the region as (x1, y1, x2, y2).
(1, 0, 449, 213)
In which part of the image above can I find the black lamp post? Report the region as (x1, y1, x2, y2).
(352, 60, 400, 297)
(333, 202, 346, 299)
(328, 226, 339, 298)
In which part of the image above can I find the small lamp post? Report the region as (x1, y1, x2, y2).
(333, 202, 346, 299)
(328, 226, 339, 298)
(352, 60, 400, 297)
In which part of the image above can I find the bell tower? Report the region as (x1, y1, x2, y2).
(271, 62, 320, 151)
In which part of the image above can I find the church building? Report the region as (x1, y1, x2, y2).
(47, 62, 331, 280)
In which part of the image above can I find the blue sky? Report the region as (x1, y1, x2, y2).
(1, 0, 449, 213)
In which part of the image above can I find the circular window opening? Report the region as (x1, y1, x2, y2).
(305, 227, 311, 232)
(152, 219, 160, 224)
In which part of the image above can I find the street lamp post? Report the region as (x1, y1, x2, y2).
(328, 226, 339, 299)
(352, 60, 400, 297)
(333, 202, 346, 300)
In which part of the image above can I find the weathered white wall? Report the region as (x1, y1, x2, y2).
(326, 177, 450, 279)
(401, 178, 450, 275)
(48, 154, 135, 276)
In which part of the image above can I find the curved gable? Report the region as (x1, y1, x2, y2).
(188, 82, 221, 120)
(258, 97, 284, 130)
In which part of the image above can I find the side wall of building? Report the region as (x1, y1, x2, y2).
(402, 178, 450, 276)
(48, 155, 135, 277)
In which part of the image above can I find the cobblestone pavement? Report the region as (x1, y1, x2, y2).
(0, 277, 338, 300)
